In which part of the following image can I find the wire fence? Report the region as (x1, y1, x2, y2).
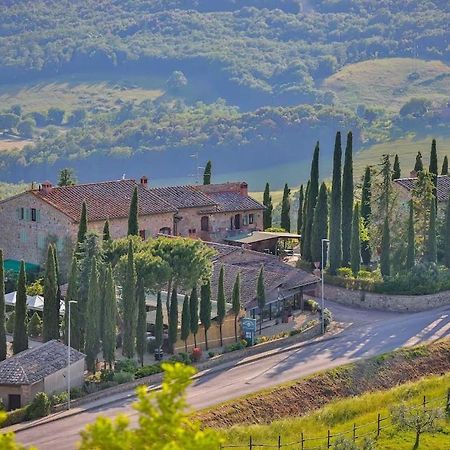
(220, 389, 450, 450)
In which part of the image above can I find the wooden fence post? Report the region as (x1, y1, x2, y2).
(249, 435, 253, 450)
(377, 413, 381, 437)
(327, 429, 331, 448)
(301, 432, 304, 450)
(423, 395, 426, 410)
(353, 423, 356, 442)
(446, 388, 450, 413)
(278, 435, 281, 449)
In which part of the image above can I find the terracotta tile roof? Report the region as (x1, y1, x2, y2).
(33, 180, 177, 222)
(393, 175, 450, 202)
(148, 185, 217, 209)
(0, 340, 85, 385)
(202, 191, 264, 213)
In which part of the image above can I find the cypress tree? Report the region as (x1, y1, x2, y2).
(406, 200, 415, 270)
(180, 295, 190, 353)
(280, 183, 291, 232)
(77, 201, 88, 244)
(0, 250, 6, 361)
(380, 217, 391, 278)
(329, 131, 343, 275)
(216, 265, 226, 347)
(65, 255, 81, 350)
(310, 182, 329, 265)
(444, 196, 450, 268)
(53, 244, 62, 336)
(127, 186, 139, 236)
(103, 219, 111, 242)
(85, 257, 100, 373)
(13, 261, 28, 354)
(300, 180, 310, 256)
(414, 151, 423, 173)
(262, 183, 273, 230)
(392, 154, 401, 179)
(43, 245, 59, 341)
(429, 139, 438, 206)
(256, 266, 266, 334)
(231, 272, 241, 343)
(189, 287, 199, 347)
(122, 240, 137, 357)
(154, 292, 163, 351)
(168, 288, 178, 354)
(426, 198, 437, 263)
(102, 265, 116, 369)
(361, 166, 372, 265)
(296, 185, 304, 235)
(342, 132, 354, 266)
(441, 156, 448, 175)
(350, 203, 361, 276)
(136, 278, 147, 366)
(200, 281, 212, 351)
(203, 160, 212, 185)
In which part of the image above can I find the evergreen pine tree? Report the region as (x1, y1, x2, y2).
(311, 182, 329, 265)
(361, 166, 372, 265)
(122, 240, 137, 357)
(43, 245, 59, 341)
(200, 281, 212, 351)
(280, 183, 291, 232)
(53, 244, 62, 337)
(392, 154, 401, 179)
(350, 203, 361, 276)
(180, 295, 191, 353)
(154, 292, 163, 351)
(300, 181, 310, 257)
(380, 217, 391, 278)
(27, 312, 42, 338)
(341, 132, 354, 266)
(444, 196, 450, 268)
(256, 266, 266, 334)
(203, 160, 212, 185)
(262, 183, 273, 230)
(441, 156, 448, 175)
(216, 265, 226, 347)
(65, 255, 81, 349)
(189, 287, 199, 347)
(429, 139, 438, 206)
(103, 219, 111, 242)
(85, 257, 100, 372)
(414, 151, 423, 173)
(231, 273, 241, 342)
(0, 250, 6, 361)
(406, 200, 415, 270)
(13, 261, 28, 354)
(426, 198, 437, 263)
(77, 201, 88, 244)
(136, 278, 147, 366)
(296, 185, 304, 235)
(168, 288, 178, 354)
(329, 132, 343, 275)
(127, 186, 139, 236)
(102, 265, 117, 369)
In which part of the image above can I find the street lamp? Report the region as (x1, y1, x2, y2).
(321, 239, 330, 335)
(67, 300, 77, 410)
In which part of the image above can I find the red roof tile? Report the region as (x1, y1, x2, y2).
(394, 175, 450, 202)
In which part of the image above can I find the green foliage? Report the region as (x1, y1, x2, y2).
(216, 265, 226, 346)
(114, 358, 138, 373)
(134, 364, 162, 379)
(426, 198, 437, 263)
(136, 278, 147, 366)
(26, 393, 51, 420)
(77, 201, 88, 244)
(296, 184, 304, 235)
(47, 107, 65, 125)
(127, 186, 139, 236)
(414, 151, 424, 172)
(406, 201, 415, 270)
(103, 219, 111, 242)
(0, 250, 6, 361)
(392, 154, 401, 180)
(27, 312, 42, 338)
(200, 281, 212, 350)
(280, 183, 291, 232)
(180, 294, 191, 351)
(43, 245, 59, 341)
(329, 132, 342, 275)
(203, 160, 212, 185)
(350, 203, 361, 276)
(65, 255, 81, 350)
(380, 217, 391, 278)
(189, 287, 199, 346)
(155, 291, 164, 350)
(301, 180, 310, 257)
(441, 155, 448, 175)
(122, 240, 137, 358)
(102, 265, 117, 367)
(6, 311, 15, 334)
(13, 261, 28, 354)
(26, 279, 43, 296)
(168, 288, 178, 353)
(232, 272, 241, 343)
(429, 138, 438, 205)
(360, 166, 372, 265)
(341, 132, 354, 266)
(57, 168, 77, 187)
(256, 265, 265, 333)
(310, 182, 328, 265)
(112, 371, 135, 385)
(263, 183, 273, 230)
(85, 257, 100, 372)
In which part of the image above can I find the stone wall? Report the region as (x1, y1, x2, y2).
(322, 283, 450, 312)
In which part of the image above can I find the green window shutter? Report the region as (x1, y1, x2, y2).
(36, 209, 41, 223)
(16, 208, 20, 220)
(25, 208, 31, 222)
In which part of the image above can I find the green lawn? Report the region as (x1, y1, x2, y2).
(220, 374, 450, 450)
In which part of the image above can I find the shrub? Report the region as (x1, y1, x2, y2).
(114, 358, 138, 373)
(208, 351, 215, 358)
(100, 369, 114, 382)
(169, 352, 192, 364)
(70, 387, 84, 399)
(225, 341, 246, 352)
(323, 308, 333, 330)
(191, 347, 202, 362)
(27, 312, 42, 337)
(50, 391, 68, 406)
(337, 267, 353, 278)
(1, 407, 28, 428)
(27, 392, 51, 420)
(304, 299, 319, 312)
(135, 364, 163, 379)
(112, 371, 134, 384)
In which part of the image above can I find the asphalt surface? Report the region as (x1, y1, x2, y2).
(14, 301, 450, 449)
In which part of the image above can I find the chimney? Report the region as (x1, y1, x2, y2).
(41, 180, 53, 194)
(140, 176, 148, 188)
(240, 182, 248, 196)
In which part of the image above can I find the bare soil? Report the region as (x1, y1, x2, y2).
(196, 339, 450, 428)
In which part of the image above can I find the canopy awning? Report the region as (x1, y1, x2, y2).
(5, 291, 65, 315)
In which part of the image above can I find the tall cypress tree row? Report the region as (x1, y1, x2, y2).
(216, 265, 226, 346)
(256, 266, 266, 334)
(77, 201, 88, 244)
(122, 240, 137, 357)
(341, 131, 354, 266)
(441, 156, 448, 175)
(168, 288, 178, 354)
(350, 203, 361, 276)
(154, 292, 163, 351)
(43, 245, 59, 341)
(103, 219, 111, 242)
(406, 200, 415, 270)
(200, 281, 212, 350)
(203, 160, 212, 185)
(85, 257, 100, 373)
(426, 198, 437, 263)
(414, 151, 423, 173)
(189, 287, 199, 347)
(380, 217, 391, 278)
(361, 166, 372, 265)
(53, 244, 62, 336)
(296, 185, 304, 235)
(65, 255, 81, 350)
(102, 265, 117, 369)
(136, 278, 147, 366)
(392, 154, 401, 179)
(300, 180, 310, 256)
(280, 183, 291, 232)
(262, 183, 273, 230)
(231, 273, 241, 343)
(0, 250, 6, 361)
(310, 182, 329, 265)
(329, 132, 343, 275)
(429, 139, 438, 206)
(444, 196, 450, 268)
(180, 295, 191, 353)
(127, 186, 139, 236)
(13, 261, 28, 354)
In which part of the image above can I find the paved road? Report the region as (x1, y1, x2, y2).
(15, 302, 450, 449)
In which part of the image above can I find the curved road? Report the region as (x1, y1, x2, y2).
(15, 301, 450, 449)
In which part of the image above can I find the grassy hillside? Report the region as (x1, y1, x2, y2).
(324, 58, 450, 112)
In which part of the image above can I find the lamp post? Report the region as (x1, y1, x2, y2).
(67, 300, 77, 410)
(321, 239, 330, 335)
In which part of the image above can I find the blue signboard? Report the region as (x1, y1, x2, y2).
(240, 317, 257, 345)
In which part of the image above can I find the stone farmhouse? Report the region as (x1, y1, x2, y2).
(0, 177, 264, 265)
(393, 174, 450, 206)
